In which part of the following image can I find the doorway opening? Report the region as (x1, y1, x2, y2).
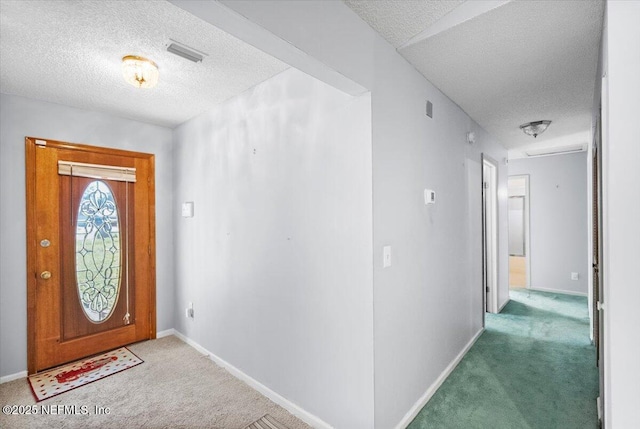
(482, 155, 499, 314)
(508, 175, 530, 290)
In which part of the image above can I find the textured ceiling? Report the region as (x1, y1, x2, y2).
(347, 0, 604, 150)
(343, 0, 464, 47)
(0, 0, 289, 128)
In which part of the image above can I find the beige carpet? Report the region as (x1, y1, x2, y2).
(245, 414, 290, 429)
(0, 336, 311, 429)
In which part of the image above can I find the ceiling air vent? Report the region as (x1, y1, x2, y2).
(166, 41, 204, 63)
(525, 144, 586, 158)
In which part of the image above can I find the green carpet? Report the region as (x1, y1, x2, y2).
(408, 289, 599, 429)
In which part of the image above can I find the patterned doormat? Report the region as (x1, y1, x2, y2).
(244, 414, 290, 429)
(28, 347, 143, 402)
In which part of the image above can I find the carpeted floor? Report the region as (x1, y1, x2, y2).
(0, 336, 310, 429)
(408, 289, 599, 429)
(0, 290, 600, 429)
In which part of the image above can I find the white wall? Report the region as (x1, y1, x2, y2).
(0, 94, 174, 378)
(172, 68, 374, 429)
(369, 37, 509, 429)
(189, 2, 508, 428)
(601, 1, 640, 427)
(509, 153, 589, 295)
(1, 3, 513, 428)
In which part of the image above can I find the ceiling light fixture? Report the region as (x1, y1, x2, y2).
(122, 55, 159, 88)
(519, 120, 551, 138)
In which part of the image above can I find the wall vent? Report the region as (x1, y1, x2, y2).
(166, 41, 204, 63)
(525, 144, 586, 158)
(426, 100, 433, 118)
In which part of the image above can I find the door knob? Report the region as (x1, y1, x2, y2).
(40, 271, 52, 280)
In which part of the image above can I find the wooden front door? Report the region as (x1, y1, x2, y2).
(26, 137, 156, 374)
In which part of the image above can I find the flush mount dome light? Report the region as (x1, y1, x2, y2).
(519, 120, 551, 138)
(122, 55, 159, 88)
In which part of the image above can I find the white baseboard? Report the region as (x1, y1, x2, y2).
(1, 330, 179, 384)
(169, 330, 333, 429)
(499, 298, 510, 312)
(0, 370, 27, 384)
(393, 328, 485, 429)
(528, 287, 587, 297)
(156, 328, 177, 338)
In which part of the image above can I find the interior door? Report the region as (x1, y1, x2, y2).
(593, 136, 601, 365)
(593, 108, 605, 426)
(482, 164, 489, 313)
(26, 137, 156, 374)
(482, 155, 498, 314)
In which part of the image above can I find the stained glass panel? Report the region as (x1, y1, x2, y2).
(75, 180, 121, 323)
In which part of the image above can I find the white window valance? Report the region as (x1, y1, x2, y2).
(58, 161, 136, 183)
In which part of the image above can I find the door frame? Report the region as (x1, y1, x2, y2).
(25, 137, 156, 374)
(507, 174, 531, 289)
(482, 154, 499, 314)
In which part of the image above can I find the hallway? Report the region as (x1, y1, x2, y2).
(408, 290, 598, 429)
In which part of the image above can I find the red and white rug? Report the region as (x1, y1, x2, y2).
(28, 347, 143, 402)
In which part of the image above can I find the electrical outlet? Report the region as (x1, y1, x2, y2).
(571, 272, 579, 281)
(185, 302, 194, 318)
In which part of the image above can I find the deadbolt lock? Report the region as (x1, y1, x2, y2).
(40, 271, 52, 280)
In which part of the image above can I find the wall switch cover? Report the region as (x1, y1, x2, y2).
(182, 202, 194, 218)
(571, 272, 579, 281)
(383, 246, 391, 268)
(424, 189, 436, 204)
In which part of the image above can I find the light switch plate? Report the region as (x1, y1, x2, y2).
(383, 246, 391, 268)
(571, 272, 579, 281)
(182, 202, 194, 218)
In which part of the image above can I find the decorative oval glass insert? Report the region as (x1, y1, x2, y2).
(75, 180, 121, 323)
